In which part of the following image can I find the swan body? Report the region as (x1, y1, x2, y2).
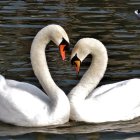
(135, 9, 140, 18)
(0, 24, 70, 127)
(68, 38, 140, 123)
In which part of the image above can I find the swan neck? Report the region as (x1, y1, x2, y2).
(30, 27, 63, 100)
(69, 44, 108, 100)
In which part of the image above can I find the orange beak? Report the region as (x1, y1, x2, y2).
(59, 45, 66, 61)
(74, 60, 81, 74)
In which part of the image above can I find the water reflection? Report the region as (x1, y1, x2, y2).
(0, 0, 140, 139)
(1, 132, 140, 140)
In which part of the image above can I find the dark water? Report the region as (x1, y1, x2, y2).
(0, 0, 140, 139)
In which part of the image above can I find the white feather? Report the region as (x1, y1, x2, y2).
(0, 25, 70, 127)
(69, 38, 140, 123)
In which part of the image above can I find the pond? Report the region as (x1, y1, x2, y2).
(0, 0, 140, 139)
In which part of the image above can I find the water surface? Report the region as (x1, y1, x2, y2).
(0, 0, 140, 139)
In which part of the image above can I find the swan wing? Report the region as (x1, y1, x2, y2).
(0, 76, 51, 126)
(89, 79, 140, 109)
(89, 79, 129, 98)
(85, 79, 140, 122)
(6, 79, 49, 101)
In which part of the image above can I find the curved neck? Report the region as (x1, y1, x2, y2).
(30, 27, 63, 101)
(69, 44, 108, 100)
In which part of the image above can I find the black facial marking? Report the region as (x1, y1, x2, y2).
(71, 54, 81, 65)
(59, 38, 69, 51)
(138, 9, 140, 13)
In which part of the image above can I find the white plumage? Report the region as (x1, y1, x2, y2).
(68, 38, 140, 123)
(0, 24, 70, 127)
(135, 9, 140, 18)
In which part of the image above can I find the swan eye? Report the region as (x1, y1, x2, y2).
(71, 54, 80, 65)
(59, 38, 69, 51)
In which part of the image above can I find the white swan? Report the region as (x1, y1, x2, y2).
(68, 38, 140, 123)
(0, 24, 70, 127)
(135, 9, 140, 18)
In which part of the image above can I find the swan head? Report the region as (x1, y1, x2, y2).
(46, 24, 70, 60)
(71, 38, 107, 74)
(135, 9, 140, 17)
(71, 38, 91, 73)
